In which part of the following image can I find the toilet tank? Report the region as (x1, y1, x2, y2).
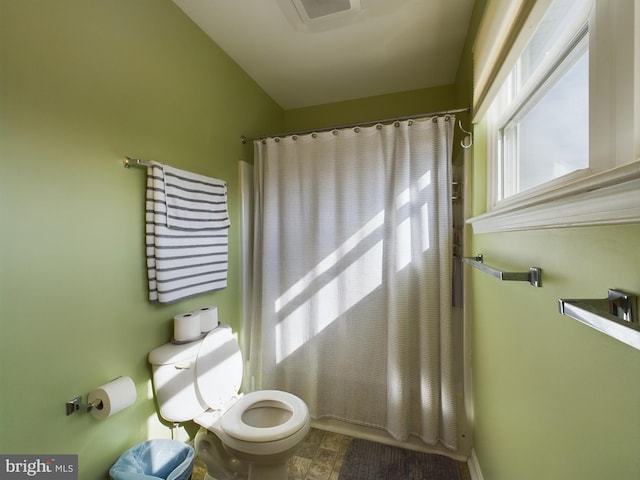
(148, 338, 207, 423)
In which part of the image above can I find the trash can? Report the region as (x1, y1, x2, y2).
(109, 439, 195, 480)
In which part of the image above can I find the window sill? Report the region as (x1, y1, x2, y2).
(467, 160, 640, 233)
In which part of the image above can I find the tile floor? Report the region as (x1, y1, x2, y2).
(191, 428, 471, 480)
(287, 428, 351, 480)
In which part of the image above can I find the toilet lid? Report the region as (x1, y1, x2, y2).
(220, 390, 309, 442)
(196, 325, 243, 411)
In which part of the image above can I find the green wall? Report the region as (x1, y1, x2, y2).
(284, 84, 458, 132)
(463, 1, 640, 478)
(283, 85, 472, 169)
(468, 130, 640, 479)
(0, 0, 282, 478)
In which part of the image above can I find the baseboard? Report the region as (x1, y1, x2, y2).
(467, 449, 485, 480)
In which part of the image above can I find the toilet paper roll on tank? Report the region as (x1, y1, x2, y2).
(194, 305, 219, 332)
(173, 306, 219, 342)
(173, 312, 201, 342)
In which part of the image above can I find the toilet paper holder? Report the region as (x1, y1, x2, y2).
(65, 395, 103, 416)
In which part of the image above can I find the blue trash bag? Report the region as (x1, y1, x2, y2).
(109, 439, 195, 480)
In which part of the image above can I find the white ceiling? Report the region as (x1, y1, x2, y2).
(173, 0, 475, 110)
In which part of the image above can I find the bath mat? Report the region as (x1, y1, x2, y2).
(339, 439, 461, 480)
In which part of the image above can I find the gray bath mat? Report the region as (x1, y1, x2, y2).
(339, 439, 462, 480)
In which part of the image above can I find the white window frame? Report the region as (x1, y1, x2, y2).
(468, 0, 640, 233)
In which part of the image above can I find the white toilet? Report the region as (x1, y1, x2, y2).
(148, 324, 311, 480)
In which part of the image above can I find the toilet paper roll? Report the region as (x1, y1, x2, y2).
(87, 376, 137, 420)
(174, 312, 201, 341)
(195, 306, 219, 332)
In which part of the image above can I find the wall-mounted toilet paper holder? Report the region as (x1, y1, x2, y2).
(65, 395, 103, 416)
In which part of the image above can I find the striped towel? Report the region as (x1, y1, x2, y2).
(146, 162, 230, 303)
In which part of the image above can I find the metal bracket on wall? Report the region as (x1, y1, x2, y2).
(65, 395, 103, 416)
(463, 254, 542, 287)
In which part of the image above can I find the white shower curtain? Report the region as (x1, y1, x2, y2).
(248, 116, 457, 450)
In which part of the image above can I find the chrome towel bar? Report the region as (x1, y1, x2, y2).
(463, 254, 542, 287)
(558, 289, 639, 350)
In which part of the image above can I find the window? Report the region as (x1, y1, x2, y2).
(469, 0, 640, 232)
(495, 0, 590, 201)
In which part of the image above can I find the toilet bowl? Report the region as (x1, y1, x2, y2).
(149, 324, 310, 480)
(196, 390, 310, 479)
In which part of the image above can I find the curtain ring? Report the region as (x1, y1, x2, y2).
(394, 121, 400, 127)
(292, 135, 298, 141)
(408, 120, 413, 126)
(376, 124, 382, 130)
(312, 133, 317, 138)
(275, 138, 280, 143)
(332, 130, 339, 135)
(354, 127, 360, 133)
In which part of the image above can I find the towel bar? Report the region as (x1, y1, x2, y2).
(463, 254, 542, 287)
(558, 289, 639, 350)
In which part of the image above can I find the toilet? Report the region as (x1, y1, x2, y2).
(148, 324, 311, 480)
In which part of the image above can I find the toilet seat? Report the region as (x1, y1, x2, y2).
(220, 390, 309, 442)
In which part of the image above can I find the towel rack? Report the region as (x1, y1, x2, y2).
(463, 254, 542, 287)
(558, 289, 639, 350)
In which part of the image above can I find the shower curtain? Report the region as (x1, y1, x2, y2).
(248, 116, 457, 450)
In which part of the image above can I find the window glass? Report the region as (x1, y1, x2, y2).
(518, 0, 591, 89)
(503, 49, 589, 195)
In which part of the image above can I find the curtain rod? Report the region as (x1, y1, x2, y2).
(240, 106, 470, 143)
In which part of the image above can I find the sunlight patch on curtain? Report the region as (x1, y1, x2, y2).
(275, 240, 383, 363)
(274, 210, 385, 314)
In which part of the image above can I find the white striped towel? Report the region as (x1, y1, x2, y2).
(146, 162, 230, 303)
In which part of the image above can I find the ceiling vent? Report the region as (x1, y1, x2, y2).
(292, 0, 362, 24)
